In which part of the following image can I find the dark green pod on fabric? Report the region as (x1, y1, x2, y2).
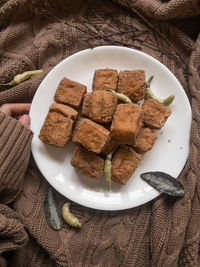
(44, 187, 63, 230)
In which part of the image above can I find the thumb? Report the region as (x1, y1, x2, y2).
(18, 115, 30, 128)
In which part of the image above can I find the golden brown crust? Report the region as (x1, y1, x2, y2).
(134, 127, 157, 153)
(100, 135, 119, 155)
(92, 69, 118, 91)
(50, 103, 78, 120)
(39, 103, 77, 147)
(82, 93, 92, 117)
(110, 103, 143, 146)
(117, 70, 146, 101)
(72, 118, 110, 153)
(39, 112, 73, 147)
(142, 99, 171, 129)
(112, 146, 142, 184)
(54, 77, 87, 108)
(89, 90, 117, 123)
(71, 146, 104, 178)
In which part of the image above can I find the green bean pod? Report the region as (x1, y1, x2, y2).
(145, 88, 175, 107)
(104, 147, 118, 191)
(106, 89, 132, 103)
(145, 75, 154, 88)
(0, 69, 43, 86)
(62, 202, 82, 228)
(145, 76, 175, 106)
(104, 159, 112, 191)
(162, 95, 175, 106)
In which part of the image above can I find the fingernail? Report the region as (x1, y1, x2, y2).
(19, 115, 30, 127)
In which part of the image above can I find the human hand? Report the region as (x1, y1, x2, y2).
(0, 103, 31, 128)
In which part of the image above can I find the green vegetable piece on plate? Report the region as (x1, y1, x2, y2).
(106, 89, 132, 104)
(145, 76, 175, 106)
(104, 147, 118, 191)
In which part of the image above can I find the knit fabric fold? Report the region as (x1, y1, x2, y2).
(0, 0, 200, 266)
(0, 112, 33, 204)
(7, 234, 57, 267)
(112, 0, 200, 20)
(0, 203, 28, 254)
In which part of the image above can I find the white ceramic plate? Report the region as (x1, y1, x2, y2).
(30, 46, 192, 210)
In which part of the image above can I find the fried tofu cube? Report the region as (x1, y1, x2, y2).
(134, 127, 157, 153)
(112, 146, 142, 184)
(117, 70, 145, 101)
(82, 93, 92, 117)
(92, 69, 118, 91)
(101, 136, 119, 155)
(110, 104, 143, 146)
(72, 118, 110, 153)
(71, 146, 104, 179)
(142, 99, 171, 129)
(39, 103, 78, 147)
(89, 90, 117, 123)
(54, 77, 87, 108)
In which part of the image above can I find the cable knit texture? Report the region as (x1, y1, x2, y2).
(0, 0, 200, 266)
(0, 204, 28, 254)
(113, 0, 200, 19)
(0, 112, 33, 203)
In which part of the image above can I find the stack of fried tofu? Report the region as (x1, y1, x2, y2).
(39, 69, 171, 185)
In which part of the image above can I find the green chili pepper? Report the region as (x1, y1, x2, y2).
(106, 89, 132, 104)
(145, 75, 154, 88)
(62, 202, 82, 228)
(0, 69, 43, 86)
(145, 76, 175, 106)
(104, 159, 112, 191)
(104, 147, 118, 191)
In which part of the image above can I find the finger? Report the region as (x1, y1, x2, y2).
(18, 115, 30, 128)
(0, 103, 31, 117)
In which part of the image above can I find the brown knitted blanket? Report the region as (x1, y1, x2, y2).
(0, 0, 200, 266)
